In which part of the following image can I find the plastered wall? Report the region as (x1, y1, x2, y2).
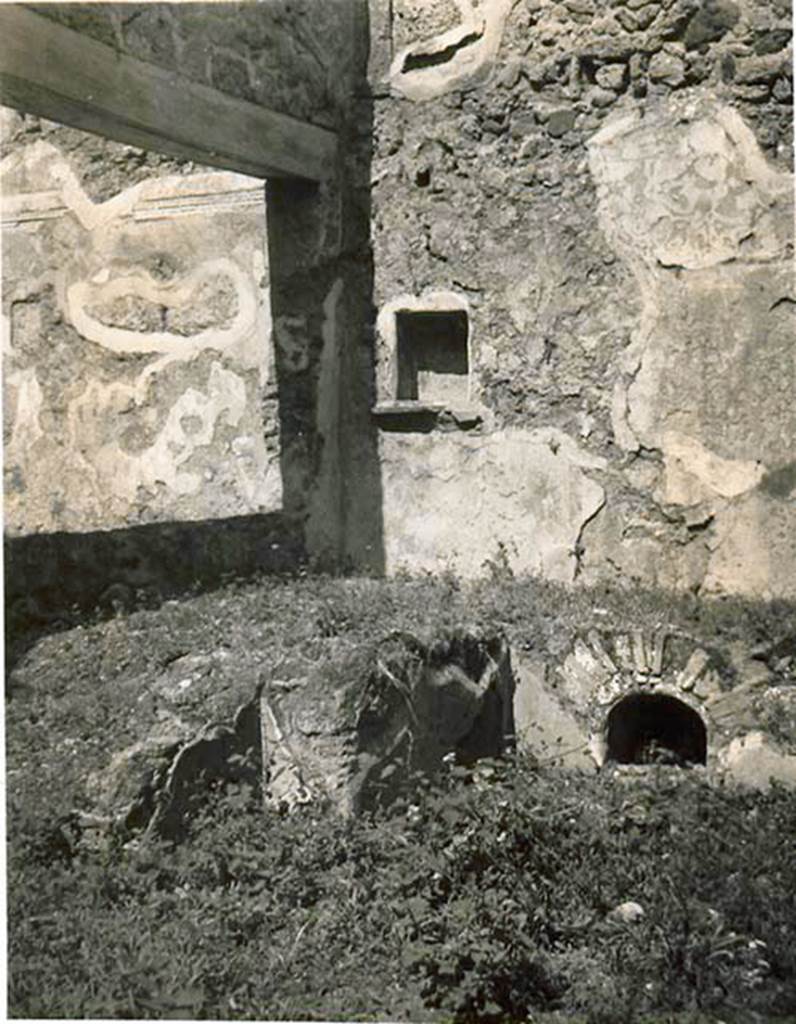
(3, 1, 375, 616)
(362, 0, 794, 597)
(2, 112, 280, 535)
(3, 0, 793, 604)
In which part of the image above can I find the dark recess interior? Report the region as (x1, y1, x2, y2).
(605, 693, 707, 766)
(396, 310, 469, 400)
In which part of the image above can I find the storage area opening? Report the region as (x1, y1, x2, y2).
(395, 309, 469, 404)
(605, 693, 707, 766)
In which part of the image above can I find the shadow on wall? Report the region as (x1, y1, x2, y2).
(4, 0, 383, 662)
(266, 0, 383, 575)
(4, 512, 301, 663)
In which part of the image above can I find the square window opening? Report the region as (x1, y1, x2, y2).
(395, 309, 469, 405)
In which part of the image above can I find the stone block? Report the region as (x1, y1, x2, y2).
(595, 64, 627, 91)
(705, 686, 759, 733)
(261, 629, 516, 815)
(677, 648, 712, 692)
(546, 108, 577, 137)
(648, 50, 686, 86)
(513, 652, 593, 768)
(720, 731, 796, 789)
(683, 0, 741, 50)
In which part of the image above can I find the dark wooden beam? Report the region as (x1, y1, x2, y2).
(0, 5, 337, 181)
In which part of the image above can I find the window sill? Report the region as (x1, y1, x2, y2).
(371, 401, 483, 432)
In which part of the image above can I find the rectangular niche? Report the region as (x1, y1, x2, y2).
(395, 309, 469, 405)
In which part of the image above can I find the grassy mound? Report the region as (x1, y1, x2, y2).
(6, 573, 796, 1020)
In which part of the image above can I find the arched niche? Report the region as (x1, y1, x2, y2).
(605, 692, 707, 767)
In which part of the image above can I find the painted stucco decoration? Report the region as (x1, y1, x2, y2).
(389, 0, 513, 101)
(67, 258, 255, 356)
(588, 99, 788, 271)
(2, 138, 281, 534)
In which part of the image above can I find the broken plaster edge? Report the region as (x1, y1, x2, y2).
(388, 0, 512, 102)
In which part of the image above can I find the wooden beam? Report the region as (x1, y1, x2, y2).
(0, 5, 337, 181)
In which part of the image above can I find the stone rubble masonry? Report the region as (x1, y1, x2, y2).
(503, 627, 796, 786)
(364, 0, 794, 596)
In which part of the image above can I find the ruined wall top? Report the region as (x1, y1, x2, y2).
(26, 1, 368, 129)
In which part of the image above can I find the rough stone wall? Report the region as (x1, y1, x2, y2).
(4, 1, 792, 599)
(3, 2, 375, 613)
(85, 625, 796, 841)
(26, 1, 361, 129)
(363, 0, 794, 595)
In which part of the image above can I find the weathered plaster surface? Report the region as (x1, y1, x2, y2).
(368, 0, 792, 594)
(4, 1, 793, 602)
(305, 278, 346, 564)
(589, 95, 795, 597)
(4, 4, 375, 587)
(2, 131, 281, 534)
(375, 288, 473, 405)
(379, 427, 605, 580)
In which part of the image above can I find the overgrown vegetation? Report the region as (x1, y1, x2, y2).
(7, 573, 796, 1020)
(8, 759, 796, 1021)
